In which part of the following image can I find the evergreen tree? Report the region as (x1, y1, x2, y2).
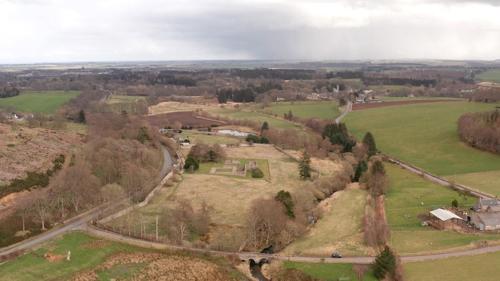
(299, 151, 311, 180)
(275, 190, 295, 218)
(373, 246, 397, 280)
(322, 123, 355, 152)
(363, 132, 377, 157)
(183, 156, 199, 171)
(353, 160, 368, 182)
(261, 121, 269, 135)
(77, 109, 86, 124)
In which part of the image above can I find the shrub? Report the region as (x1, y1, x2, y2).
(452, 199, 459, 208)
(251, 167, 264, 178)
(275, 190, 295, 218)
(183, 156, 199, 171)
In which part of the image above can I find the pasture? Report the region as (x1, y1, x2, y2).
(262, 101, 340, 120)
(385, 164, 500, 254)
(477, 69, 500, 83)
(404, 251, 500, 281)
(0, 232, 244, 281)
(283, 188, 372, 256)
(208, 107, 300, 130)
(0, 91, 79, 114)
(285, 262, 377, 281)
(345, 101, 500, 195)
(180, 130, 241, 145)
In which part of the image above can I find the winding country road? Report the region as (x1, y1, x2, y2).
(335, 101, 352, 124)
(1, 120, 500, 266)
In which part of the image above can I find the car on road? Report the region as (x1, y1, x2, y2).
(331, 251, 342, 258)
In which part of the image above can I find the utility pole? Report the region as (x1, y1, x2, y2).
(155, 215, 159, 241)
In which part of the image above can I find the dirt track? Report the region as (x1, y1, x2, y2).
(352, 99, 460, 110)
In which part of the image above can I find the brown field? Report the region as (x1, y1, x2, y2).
(148, 101, 219, 115)
(73, 252, 241, 281)
(147, 111, 226, 129)
(176, 145, 304, 226)
(352, 99, 460, 110)
(0, 123, 83, 185)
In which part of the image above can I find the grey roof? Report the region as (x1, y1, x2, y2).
(479, 198, 500, 207)
(476, 213, 500, 227)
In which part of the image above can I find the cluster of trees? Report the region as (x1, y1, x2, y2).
(246, 134, 269, 144)
(149, 72, 197, 87)
(373, 246, 404, 281)
(231, 68, 314, 80)
(363, 159, 390, 248)
(0, 85, 20, 98)
(472, 88, 500, 103)
(216, 88, 257, 103)
(184, 143, 226, 171)
(322, 123, 356, 152)
(161, 200, 212, 244)
(458, 110, 500, 154)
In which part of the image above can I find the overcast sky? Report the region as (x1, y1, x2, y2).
(1, 0, 499, 63)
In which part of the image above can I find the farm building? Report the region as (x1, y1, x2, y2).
(474, 198, 500, 212)
(429, 208, 463, 230)
(470, 212, 500, 231)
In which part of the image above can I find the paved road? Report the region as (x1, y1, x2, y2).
(335, 101, 352, 124)
(84, 225, 500, 264)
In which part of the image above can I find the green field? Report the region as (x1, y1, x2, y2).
(263, 101, 340, 120)
(209, 108, 300, 130)
(0, 232, 141, 281)
(0, 91, 79, 114)
(405, 251, 500, 281)
(180, 130, 241, 145)
(345, 101, 500, 195)
(386, 164, 500, 254)
(477, 69, 500, 83)
(0, 231, 244, 281)
(285, 262, 377, 281)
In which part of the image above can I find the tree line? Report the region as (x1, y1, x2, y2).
(458, 109, 500, 154)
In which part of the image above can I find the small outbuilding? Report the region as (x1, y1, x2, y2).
(470, 212, 500, 231)
(429, 208, 463, 230)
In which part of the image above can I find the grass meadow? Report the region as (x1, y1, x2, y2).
(385, 164, 500, 254)
(209, 107, 300, 130)
(285, 262, 377, 281)
(0, 91, 79, 114)
(477, 69, 500, 83)
(345, 101, 500, 195)
(404, 250, 500, 281)
(262, 101, 340, 120)
(0, 232, 142, 281)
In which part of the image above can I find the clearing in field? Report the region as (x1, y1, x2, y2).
(385, 164, 500, 254)
(285, 261, 377, 281)
(404, 250, 500, 281)
(283, 187, 372, 256)
(0, 232, 245, 281)
(345, 101, 500, 195)
(197, 158, 270, 180)
(0, 91, 79, 114)
(262, 101, 340, 120)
